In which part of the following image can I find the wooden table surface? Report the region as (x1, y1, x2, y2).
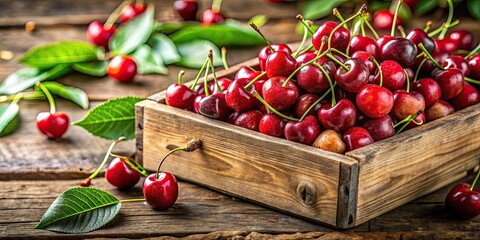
(1, 0, 479, 239)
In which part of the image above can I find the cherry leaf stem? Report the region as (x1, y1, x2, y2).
(414, 57, 428, 82)
(360, 13, 379, 39)
(424, 21, 432, 33)
(465, 77, 480, 85)
(250, 22, 274, 53)
(391, 0, 403, 36)
(155, 139, 201, 179)
(211, 0, 223, 13)
(328, 4, 367, 51)
(326, 53, 349, 71)
(190, 58, 209, 90)
(104, 0, 133, 29)
(208, 50, 222, 94)
(465, 44, 480, 60)
(244, 71, 267, 89)
(177, 70, 185, 85)
(120, 198, 146, 203)
(293, 19, 310, 58)
(428, 20, 459, 38)
(83, 137, 126, 184)
(109, 152, 149, 177)
(252, 91, 299, 122)
(438, 0, 454, 40)
(333, 8, 348, 30)
(221, 47, 229, 70)
(404, 69, 411, 92)
(371, 57, 383, 86)
(469, 167, 480, 191)
(313, 62, 335, 106)
(418, 43, 444, 70)
(298, 84, 335, 122)
(35, 82, 56, 114)
(296, 14, 314, 34)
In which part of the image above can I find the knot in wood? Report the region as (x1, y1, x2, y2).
(297, 182, 316, 206)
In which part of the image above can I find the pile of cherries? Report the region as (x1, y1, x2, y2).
(165, 3, 479, 154)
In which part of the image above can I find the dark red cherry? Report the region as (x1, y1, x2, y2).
(173, 0, 198, 21)
(233, 110, 263, 131)
(284, 116, 321, 145)
(381, 38, 417, 68)
(258, 44, 292, 71)
(356, 84, 394, 118)
(225, 78, 259, 112)
(312, 21, 350, 53)
(445, 183, 480, 219)
(414, 49, 449, 74)
(294, 94, 322, 118)
(193, 94, 205, 113)
(120, 3, 147, 23)
(296, 65, 330, 93)
(349, 36, 381, 60)
(165, 83, 198, 111)
(262, 76, 299, 111)
(143, 172, 178, 210)
(372, 9, 401, 31)
(209, 77, 231, 94)
(376, 35, 395, 50)
(201, 9, 225, 25)
(295, 51, 317, 65)
(406, 112, 426, 130)
(448, 30, 477, 50)
(342, 127, 374, 151)
(317, 99, 357, 133)
(442, 55, 470, 76)
(468, 54, 480, 79)
(434, 68, 464, 100)
(425, 100, 455, 121)
(259, 113, 287, 138)
(106, 56, 137, 83)
(351, 51, 375, 73)
(265, 51, 298, 78)
(449, 83, 480, 110)
(362, 115, 395, 141)
(391, 90, 425, 120)
(86, 21, 116, 49)
(198, 93, 232, 120)
(406, 28, 435, 53)
(413, 78, 441, 108)
(371, 60, 406, 91)
(335, 58, 370, 93)
(36, 112, 70, 139)
(105, 157, 141, 189)
(435, 38, 457, 54)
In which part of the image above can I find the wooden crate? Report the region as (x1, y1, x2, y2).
(135, 58, 480, 228)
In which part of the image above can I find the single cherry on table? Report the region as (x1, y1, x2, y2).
(35, 82, 69, 139)
(107, 55, 138, 83)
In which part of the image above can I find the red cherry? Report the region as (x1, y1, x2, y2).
(225, 78, 259, 112)
(173, 0, 198, 21)
(413, 78, 441, 109)
(193, 94, 205, 113)
(406, 112, 426, 130)
(356, 84, 394, 118)
(86, 21, 116, 49)
(467, 54, 480, 79)
(448, 30, 477, 50)
(376, 35, 395, 50)
(105, 157, 141, 189)
(120, 3, 147, 23)
(445, 183, 480, 219)
(261, 77, 299, 111)
(391, 90, 426, 120)
(296, 63, 334, 94)
(342, 127, 374, 151)
(143, 172, 179, 210)
(233, 110, 263, 131)
(335, 58, 370, 93)
(381, 38, 417, 68)
(201, 9, 225, 25)
(165, 84, 198, 111)
(259, 113, 287, 138)
(371, 60, 406, 91)
(361, 115, 395, 141)
(265, 51, 298, 78)
(425, 100, 455, 122)
(317, 99, 357, 133)
(312, 21, 350, 53)
(294, 94, 322, 119)
(406, 28, 435, 53)
(349, 36, 381, 60)
(209, 77, 231, 94)
(258, 44, 292, 71)
(234, 67, 267, 81)
(435, 38, 457, 54)
(434, 68, 464, 100)
(36, 112, 70, 139)
(198, 93, 232, 120)
(295, 51, 317, 65)
(284, 116, 321, 145)
(351, 51, 375, 73)
(449, 83, 480, 110)
(107, 56, 137, 83)
(372, 9, 401, 31)
(442, 55, 470, 76)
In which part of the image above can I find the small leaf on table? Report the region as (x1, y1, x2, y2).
(131, 45, 168, 75)
(175, 40, 223, 68)
(72, 61, 108, 77)
(19, 41, 98, 70)
(38, 82, 89, 109)
(35, 187, 121, 234)
(73, 96, 145, 140)
(0, 104, 20, 137)
(149, 33, 181, 65)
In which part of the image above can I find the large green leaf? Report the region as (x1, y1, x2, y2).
(73, 96, 144, 140)
(109, 5, 154, 55)
(35, 187, 121, 233)
(148, 33, 181, 65)
(169, 19, 264, 47)
(300, 0, 348, 20)
(175, 40, 222, 68)
(19, 41, 97, 69)
(415, 0, 439, 15)
(0, 64, 71, 95)
(0, 104, 20, 137)
(467, 0, 480, 20)
(72, 61, 108, 77)
(154, 22, 193, 35)
(131, 45, 168, 75)
(39, 82, 89, 109)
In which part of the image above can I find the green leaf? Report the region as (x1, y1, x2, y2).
(40, 82, 89, 109)
(131, 45, 168, 75)
(72, 61, 108, 77)
(175, 40, 223, 68)
(170, 19, 264, 47)
(109, 5, 154, 55)
(73, 96, 144, 140)
(0, 64, 71, 95)
(300, 0, 348, 20)
(19, 41, 97, 69)
(467, 0, 480, 20)
(0, 104, 20, 137)
(35, 187, 120, 233)
(415, 0, 439, 15)
(154, 22, 193, 35)
(148, 33, 181, 65)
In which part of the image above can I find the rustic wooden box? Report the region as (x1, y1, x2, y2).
(135, 58, 480, 228)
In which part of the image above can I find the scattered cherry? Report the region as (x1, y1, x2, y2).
(107, 55, 137, 83)
(120, 3, 147, 23)
(35, 82, 69, 139)
(86, 21, 116, 49)
(173, 0, 198, 21)
(105, 157, 141, 189)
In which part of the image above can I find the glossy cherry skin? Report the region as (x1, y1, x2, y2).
(107, 56, 137, 83)
(406, 112, 426, 130)
(361, 115, 395, 141)
(391, 90, 425, 120)
(201, 9, 225, 25)
(294, 94, 322, 118)
(265, 51, 298, 78)
(296, 60, 335, 93)
(442, 55, 470, 76)
(312, 21, 350, 53)
(173, 0, 198, 21)
(434, 68, 464, 100)
(425, 100, 455, 122)
(371, 60, 406, 91)
(349, 36, 381, 61)
(448, 30, 477, 50)
(120, 3, 147, 23)
(406, 28, 435, 53)
(335, 58, 370, 93)
(259, 113, 287, 138)
(198, 93, 232, 120)
(445, 183, 480, 219)
(105, 157, 141, 189)
(381, 38, 417, 68)
(284, 116, 321, 145)
(318, 99, 357, 133)
(209, 77, 232, 94)
(435, 38, 457, 54)
(233, 110, 263, 131)
(193, 94, 205, 113)
(376, 35, 395, 50)
(468, 54, 480, 79)
(373, 9, 401, 31)
(86, 21, 116, 49)
(36, 112, 70, 139)
(413, 78, 441, 108)
(449, 83, 480, 110)
(351, 51, 375, 73)
(262, 77, 299, 111)
(295, 51, 317, 65)
(234, 67, 267, 81)
(165, 83, 198, 111)
(356, 84, 394, 118)
(342, 127, 374, 152)
(143, 172, 178, 210)
(258, 44, 292, 71)
(415, 49, 449, 74)
(225, 78, 259, 112)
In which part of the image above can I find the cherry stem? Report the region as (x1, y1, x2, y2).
(203, 58, 211, 96)
(283, 51, 327, 87)
(371, 57, 383, 87)
(212, 0, 223, 13)
(404, 69, 411, 92)
(9, 93, 23, 105)
(177, 70, 185, 85)
(328, 4, 367, 51)
(397, 25, 406, 38)
(391, 0, 402, 36)
(360, 13, 379, 39)
(395, 110, 422, 134)
(250, 22, 274, 53)
(329, 48, 350, 59)
(221, 47, 229, 70)
(120, 198, 146, 203)
(418, 43, 444, 70)
(252, 91, 299, 122)
(244, 71, 267, 89)
(428, 20, 459, 38)
(465, 77, 480, 85)
(109, 152, 149, 177)
(0, 92, 45, 104)
(208, 50, 222, 94)
(190, 58, 209, 90)
(414, 57, 427, 82)
(469, 167, 480, 191)
(296, 14, 314, 34)
(155, 139, 202, 179)
(424, 21, 432, 33)
(438, 0, 454, 40)
(464, 43, 480, 60)
(313, 62, 336, 106)
(35, 82, 56, 114)
(298, 83, 335, 122)
(360, 18, 366, 37)
(83, 137, 126, 185)
(298, 45, 315, 56)
(105, 0, 133, 29)
(333, 8, 348, 30)
(293, 15, 312, 57)
(326, 53, 349, 71)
